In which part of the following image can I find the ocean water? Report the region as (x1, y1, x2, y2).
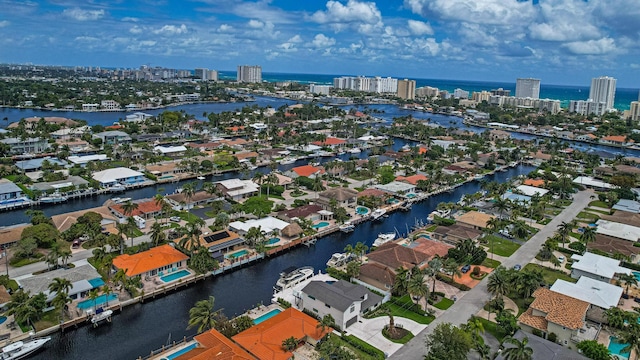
(220, 71, 639, 110)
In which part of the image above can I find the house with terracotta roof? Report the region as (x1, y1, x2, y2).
(523, 179, 546, 188)
(600, 135, 633, 146)
(366, 243, 434, 271)
(112, 244, 189, 278)
(311, 137, 347, 148)
(575, 133, 597, 142)
(166, 190, 219, 210)
(431, 224, 483, 245)
(151, 328, 256, 360)
(518, 288, 590, 346)
(299, 280, 382, 330)
(455, 211, 495, 230)
(285, 165, 325, 179)
(395, 174, 428, 185)
(110, 199, 162, 220)
(358, 262, 396, 291)
(277, 204, 324, 223)
(146, 162, 187, 177)
(357, 188, 389, 199)
(232, 308, 331, 360)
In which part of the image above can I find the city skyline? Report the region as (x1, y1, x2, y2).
(1, 1, 639, 87)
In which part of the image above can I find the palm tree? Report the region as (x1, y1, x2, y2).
(392, 267, 410, 296)
(620, 273, 638, 296)
(88, 288, 100, 313)
(281, 336, 298, 352)
(464, 315, 485, 342)
(181, 182, 196, 209)
(150, 221, 166, 246)
(354, 241, 368, 262)
(502, 336, 533, 360)
(245, 226, 265, 248)
(444, 258, 462, 283)
(116, 222, 129, 254)
(187, 296, 218, 333)
(179, 217, 206, 253)
(154, 194, 166, 223)
(426, 257, 443, 294)
(316, 314, 335, 335)
(492, 197, 510, 219)
(121, 200, 139, 218)
(214, 212, 230, 230)
(253, 173, 264, 196)
(487, 266, 510, 298)
(485, 217, 504, 260)
(49, 277, 72, 320)
(580, 226, 597, 248)
(557, 221, 574, 248)
(407, 271, 429, 310)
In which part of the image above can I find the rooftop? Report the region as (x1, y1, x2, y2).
(112, 244, 189, 277)
(291, 165, 324, 177)
(17, 264, 101, 295)
(515, 184, 549, 197)
(374, 181, 416, 193)
(301, 280, 382, 312)
(519, 287, 589, 330)
(0, 179, 22, 195)
(367, 243, 433, 270)
(92, 167, 144, 183)
(550, 276, 623, 309)
(172, 328, 256, 360)
(455, 211, 494, 229)
(229, 216, 290, 234)
(595, 219, 640, 242)
(570, 252, 631, 279)
(110, 199, 162, 217)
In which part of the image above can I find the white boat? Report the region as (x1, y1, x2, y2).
(339, 223, 355, 233)
(427, 209, 451, 222)
(401, 144, 411, 152)
(110, 197, 131, 204)
(196, 176, 205, 180)
(474, 174, 485, 180)
(280, 157, 297, 165)
(0, 337, 51, 360)
(348, 147, 361, 154)
(326, 253, 356, 268)
(90, 308, 113, 327)
(373, 233, 396, 247)
(273, 266, 314, 293)
(109, 184, 126, 193)
(38, 192, 68, 204)
(371, 208, 387, 221)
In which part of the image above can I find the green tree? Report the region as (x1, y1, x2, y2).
(281, 336, 298, 352)
(407, 271, 429, 309)
(557, 221, 574, 248)
(577, 340, 613, 360)
(444, 258, 462, 283)
(487, 266, 510, 298)
(188, 248, 219, 274)
(150, 221, 166, 246)
(345, 261, 361, 278)
(620, 273, 638, 296)
(425, 322, 473, 360)
(316, 314, 335, 335)
(187, 296, 218, 333)
(502, 336, 534, 360)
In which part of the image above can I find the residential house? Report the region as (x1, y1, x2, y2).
(366, 243, 435, 271)
(67, 154, 109, 166)
(600, 135, 633, 147)
(572, 176, 615, 190)
(374, 181, 416, 196)
(0, 224, 29, 248)
(165, 190, 218, 210)
(395, 174, 428, 186)
(595, 219, 640, 242)
(232, 308, 331, 360)
(8, 116, 79, 130)
(49, 125, 90, 140)
(215, 179, 260, 201)
(16, 264, 104, 303)
(316, 188, 358, 210)
(146, 162, 187, 178)
(570, 252, 631, 282)
(112, 244, 189, 278)
(495, 330, 589, 360)
(575, 134, 597, 142)
(151, 328, 256, 360)
(0, 137, 49, 154)
(277, 204, 324, 223)
(431, 224, 483, 245)
(455, 211, 495, 230)
(92, 130, 132, 145)
(92, 167, 147, 188)
(311, 137, 347, 148)
(299, 280, 382, 330)
(15, 157, 67, 172)
(200, 230, 245, 263)
(515, 184, 549, 197)
(550, 276, 623, 311)
(110, 199, 163, 220)
(229, 216, 290, 237)
(273, 173, 293, 189)
(0, 179, 27, 206)
(154, 145, 187, 157)
(286, 165, 325, 179)
(518, 288, 590, 346)
(523, 179, 546, 188)
(358, 263, 396, 291)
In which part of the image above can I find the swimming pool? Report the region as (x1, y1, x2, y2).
(312, 221, 329, 229)
(163, 343, 197, 360)
(609, 336, 630, 359)
(160, 269, 191, 283)
(356, 206, 369, 215)
(634, 272, 640, 282)
(227, 249, 249, 259)
(418, 234, 431, 239)
(88, 277, 105, 288)
(0, 316, 6, 325)
(268, 238, 280, 245)
(388, 198, 400, 204)
(253, 309, 282, 325)
(406, 193, 417, 198)
(77, 293, 118, 310)
(159, 175, 175, 180)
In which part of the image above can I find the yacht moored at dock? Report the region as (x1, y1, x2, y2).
(38, 192, 68, 204)
(373, 232, 396, 247)
(89, 308, 113, 327)
(371, 208, 387, 221)
(0, 337, 51, 360)
(273, 266, 314, 293)
(339, 222, 355, 232)
(326, 253, 356, 268)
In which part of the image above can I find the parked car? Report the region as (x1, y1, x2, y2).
(461, 264, 471, 273)
(513, 264, 522, 271)
(170, 216, 181, 222)
(558, 256, 565, 263)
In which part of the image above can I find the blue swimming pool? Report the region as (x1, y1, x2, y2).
(609, 336, 630, 359)
(419, 234, 431, 239)
(634, 272, 640, 282)
(160, 269, 191, 283)
(77, 293, 118, 310)
(0, 316, 6, 325)
(356, 206, 369, 215)
(227, 249, 249, 259)
(268, 238, 280, 245)
(312, 221, 329, 229)
(253, 309, 282, 325)
(406, 193, 417, 198)
(163, 343, 197, 360)
(88, 277, 105, 288)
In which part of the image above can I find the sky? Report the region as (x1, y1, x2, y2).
(0, 0, 639, 87)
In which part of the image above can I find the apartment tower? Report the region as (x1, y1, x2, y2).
(589, 76, 617, 111)
(237, 65, 262, 83)
(515, 78, 541, 99)
(397, 79, 416, 100)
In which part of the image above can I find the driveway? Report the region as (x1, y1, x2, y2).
(346, 316, 427, 357)
(389, 190, 594, 360)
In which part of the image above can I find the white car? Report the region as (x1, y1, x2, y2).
(558, 256, 565, 263)
(170, 216, 181, 222)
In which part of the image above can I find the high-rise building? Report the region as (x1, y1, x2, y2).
(194, 68, 217, 81)
(515, 78, 540, 99)
(629, 101, 640, 122)
(453, 88, 469, 99)
(569, 100, 607, 116)
(309, 84, 331, 95)
(397, 79, 416, 100)
(472, 91, 491, 103)
(490, 88, 511, 97)
(237, 65, 262, 83)
(416, 86, 439, 98)
(589, 76, 617, 110)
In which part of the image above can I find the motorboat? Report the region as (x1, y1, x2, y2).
(0, 337, 51, 360)
(196, 176, 205, 180)
(326, 253, 356, 268)
(427, 209, 451, 222)
(90, 308, 113, 327)
(280, 157, 297, 165)
(474, 174, 485, 180)
(401, 144, 411, 152)
(339, 222, 355, 233)
(110, 197, 131, 204)
(108, 184, 126, 193)
(371, 208, 387, 221)
(348, 147, 361, 154)
(373, 233, 396, 247)
(273, 266, 314, 293)
(39, 192, 68, 204)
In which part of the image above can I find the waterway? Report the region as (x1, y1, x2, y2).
(31, 163, 535, 360)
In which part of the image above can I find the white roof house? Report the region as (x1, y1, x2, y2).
(374, 181, 416, 194)
(154, 145, 187, 154)
(229, 216, 290, 235)
(550, 276, 623, 309)
(68, 154, 109, 165)
(613, 199, 640, 213)
(570, 252, 632, 282)
(595, 219, 640, 242)
(92, 167, 145, 187)
(215, 179, 260, 199)
(515, 185, 549, 197)
(573, 176, 615, 189)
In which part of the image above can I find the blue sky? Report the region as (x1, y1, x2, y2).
(1, 0, 639, 86)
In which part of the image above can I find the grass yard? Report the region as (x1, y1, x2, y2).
(425, 224, 438, 232)
(485, 236, 521, 257)
(368, 296, 434, 324)
(481, 258, 502, 268)
(382, 328, 415, 344)
(34, 310, 60, 331)
(433, 298, 454, 310)
(523, 263, 576, 286)
(335, 335, 385, 360)
(589, 200, 610, 208)
(477, 317, 509, 341)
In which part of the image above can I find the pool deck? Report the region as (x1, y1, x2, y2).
(244, 303, 284, 322)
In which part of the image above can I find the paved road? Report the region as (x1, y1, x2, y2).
(389, 190, 594, 359)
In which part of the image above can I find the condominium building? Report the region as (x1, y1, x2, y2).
(589, 76, 617, 111)
(491, 88, 511, 96)
(370, 76, 398, 93)
(569, 100, 607, 116)
(453, 88, 469, 99)
(195, 68, 218, 81)
(237, 65, 262, 83)
(332, 76, 397, 93)
(490, 96, 561, 114)
(515, 78, 541, 99)
(416, 86, 439, 98)
(397, 79, 416, 100)
(628, 101, 640, 122)
(309, 84, 331, 95)
(472, 91, 491, 103)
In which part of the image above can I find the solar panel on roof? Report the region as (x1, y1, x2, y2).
(203, 231, 231, 243)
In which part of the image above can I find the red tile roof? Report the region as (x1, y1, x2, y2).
(111, 200, 162, 217)
(395, 174, 428, 185)
(112, 244, 189, 277)
(523, 179, 545, 188)
(175, 329, 256, 360)
(232, 308, 331, 360)
(603, 135, 632, 143)
(311, 137, 347, 146)
(292, 165, 324, 177)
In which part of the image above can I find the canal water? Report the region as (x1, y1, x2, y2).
(31, 164, 534, 360)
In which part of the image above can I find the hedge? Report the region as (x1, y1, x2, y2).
(342, 335, 385, 359)
(436, 273, 471, 291)
(326, 267, 351, 281)
(277, 298, 291, 309)
(622, 262, 640, 271)
(556, 247, 581, 256)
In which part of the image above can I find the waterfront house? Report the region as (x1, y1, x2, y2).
(215, 179, 260, 202)
(285, 165, 325, 179)
(366, 243, 435, 271)
(165, 190, 218, 210)
(0, 179, 27, 205)
(358, 263, 396, 291)
(395, 174, 428, 186)
(92, 130, 132, 145)
(92, 167, 147, 188)
(154, 145, 187, 157)
(316, 188, 358, 210)
(16, 264, 104, 303)
(110, 199, 163, 221)
(600, 135, 633, 147)
(0, 137, 49, 154)
(518, 288, 590, 346)
(431, 224, 483, 245)
(8, 116, 79, 130)
(311, 137, 347, 148)
(515, 184, 549, 197)
(575, 133, 597, 142)
(0, 224, 28, 248)
(112, 244, 189, 278)
(199, 230, 245, 262)
(569, 252, 631, 282)
(232, 308, 332, 360)
(229, 216, 289, 237)
(146, 162, 186, 178)
(67, 154, 109, 166)
(299, 280, 382, 330)
(455, 211, 495, 230)
(51, 206, 117, 233)
(31, 176, 89, 193)
(150, 328, 256, 360)
(277, 204, 324, 223)
(374, 181, 416, 196)
(522, 179, 546, 188)
(15, 157, 67, 172)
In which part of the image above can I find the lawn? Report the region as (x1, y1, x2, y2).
(176, 211, 201, 222)
(332, 335, 385, 360)
(383, 328, 415, 344)
(481, 258, 502, 269)
(433, 298, 454, 310)
(34, 310, 60, 331)
(477, 317, 509, 341)
(576, 211, 599, 221)
(589, 200, 610, 208)
(485, 235, 521, 257)
(523, 263, 576, 286)
(425, 224, 438, 232)
(368, 296, 434, 324)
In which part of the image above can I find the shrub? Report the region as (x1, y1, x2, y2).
(277, 298, 292, 309)
(472, 266, 481, 276)
(532, 329, 543, 338)
(548, 332, 557, 343)
(342, 335, 385, 359)
(436, 273, 471, 291)
(326, 267, 351, 281)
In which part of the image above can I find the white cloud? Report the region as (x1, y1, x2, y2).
(407, 20, 433, 36)
(248, 19, 264, 28)
(121, 17, 139, 22)
(129, 26, 143, 35)
(153, 24, 188, 36)
(404, 0, 535, 26)
(310, 33, 336, 48)
(218, 24, 233, 32)
(310, 0, 382, 33)
(63, 8, 105, 21)
(0, 20, 9, 28)
(287, 35, 303, 43)
(563, 37, 617, 55)
(529, 0, 600, 42)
